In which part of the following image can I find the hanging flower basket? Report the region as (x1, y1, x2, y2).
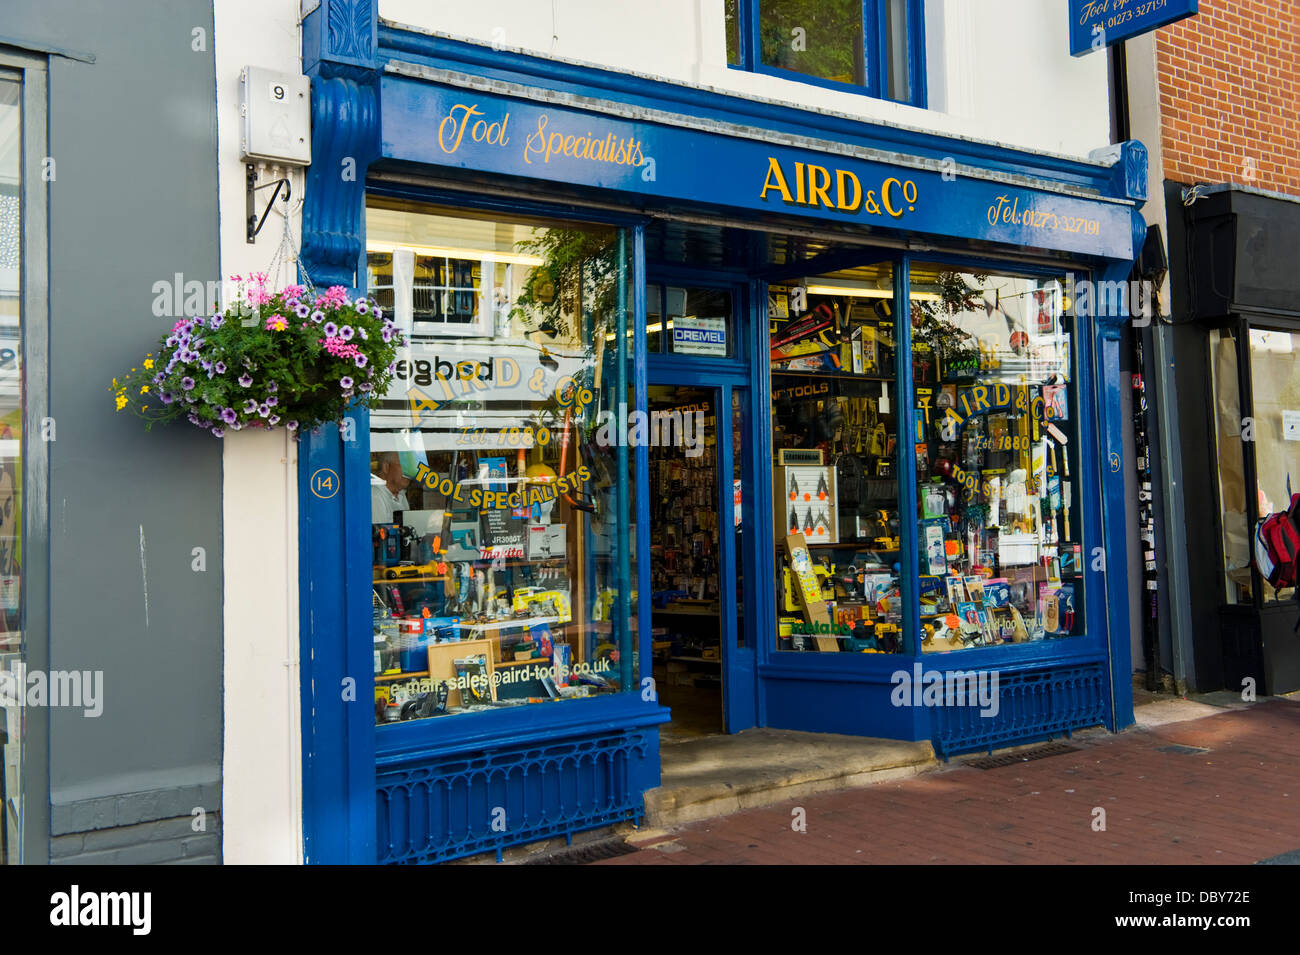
(111, 274, 405, 437)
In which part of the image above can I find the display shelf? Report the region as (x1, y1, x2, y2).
(653, 604, 720, 616)
(460, 614, 567, 632)
(373, 556, 566, 583)
(770, 370, 895, 382)
(377, 670, 428, 682)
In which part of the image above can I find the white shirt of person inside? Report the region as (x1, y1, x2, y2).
(371, 451, 411, 524)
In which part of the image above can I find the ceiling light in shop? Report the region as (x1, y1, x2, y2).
(365, 241, 545, 267)
(803, 281, 942, 301)
(605, 320, 673, 341)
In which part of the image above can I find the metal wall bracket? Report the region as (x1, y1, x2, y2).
(246, 163, 290, 243)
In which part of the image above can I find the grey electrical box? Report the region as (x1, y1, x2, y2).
(240, 66, 311, 166)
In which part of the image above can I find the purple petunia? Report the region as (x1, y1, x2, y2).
(210, 314, 225, 329)
(211, 426, 226, 438)
(294, 303, 310, 318)
(160, 392, 174, 405)
(243, 398, 258, 414)
(214, 361, 226, 374)
(310, 310, 325, 323)
(323, 322, 338, 337)
(266, 381, 277, 393)
(381, 327, 394, 342)
(286, 420, 299, 431)
(339, 376, 354, 390)
(373, 307, 383, 321)
(354, 354, 368, 368)
(181, 377, 196, 391)
(339, 325, 354, 341)
(238, 373, 253, 388)
(266, 396, 278, 407)
(357, 327, 368, 341)
(187, 413, 201, 426)
(355, 301, 369, 315)
(258, 403, 271, 418)
(268, 414, 281, 426)
(221, 408, 238, 424)
(359, 382, 373, 393)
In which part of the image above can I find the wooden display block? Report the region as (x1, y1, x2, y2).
(425, 638, 497, 708)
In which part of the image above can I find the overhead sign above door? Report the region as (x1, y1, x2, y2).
(1069, 0, 1199, 56)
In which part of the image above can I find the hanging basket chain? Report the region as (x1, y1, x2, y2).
(265, 183, 317, 297)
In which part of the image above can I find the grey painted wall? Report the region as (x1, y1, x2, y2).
(5, 0, 222, 862)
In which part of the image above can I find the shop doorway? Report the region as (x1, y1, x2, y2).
(645, 379, 750, 739)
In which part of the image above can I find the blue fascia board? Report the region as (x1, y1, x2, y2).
(375, 694, 671, 765)
(377, 25, 1124, 199)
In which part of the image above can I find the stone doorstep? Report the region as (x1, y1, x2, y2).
(642, 730, 937, 829)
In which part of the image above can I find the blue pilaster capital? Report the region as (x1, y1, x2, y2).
(302, 0, 378, 78)
(1090, 139, 1148, 204)
(1118, 140, 1149, 203)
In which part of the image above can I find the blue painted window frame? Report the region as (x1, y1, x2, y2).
(753, 252, 1110, 697)
(728, 0, 927, 108)
(298, 183, 672, 863)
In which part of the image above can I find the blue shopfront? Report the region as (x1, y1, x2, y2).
(297, 7, 1147, 864)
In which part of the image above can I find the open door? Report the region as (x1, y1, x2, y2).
(645, 379, 756, 736)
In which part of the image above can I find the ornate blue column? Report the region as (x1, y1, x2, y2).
(297, 0, 381, 864)
(300, 0, 380, 291)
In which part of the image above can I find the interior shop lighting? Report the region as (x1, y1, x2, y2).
(802, 280, 942, 301)
(365, 241, 545, 267)
(604, 320, 675, 341)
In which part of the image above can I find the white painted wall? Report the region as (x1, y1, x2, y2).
(213, 0, 306, 865)
(379, 0, 1114, 158)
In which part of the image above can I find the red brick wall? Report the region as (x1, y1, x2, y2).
(1156, 0, 1300, 196)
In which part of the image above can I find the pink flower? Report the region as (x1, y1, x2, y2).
(265, 314, 288, 332)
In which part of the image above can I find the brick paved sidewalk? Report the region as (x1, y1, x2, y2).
(599, 699, 1300, 865)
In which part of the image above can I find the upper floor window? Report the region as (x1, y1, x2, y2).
(725, 0, 926, 107)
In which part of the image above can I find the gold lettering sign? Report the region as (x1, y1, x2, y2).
(758, 156, 917, 221)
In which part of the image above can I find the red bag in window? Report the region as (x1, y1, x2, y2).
(1255, 489, 1300, 589)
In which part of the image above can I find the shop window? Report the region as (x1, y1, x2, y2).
(364, 197, 634, 724)
(1210, 326, 1251, 604)
(1246, 327, 1300, 605)
(725, 0, 926, 107)
(909, 265, 1084, 647)
(770, 264, 906, 654)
